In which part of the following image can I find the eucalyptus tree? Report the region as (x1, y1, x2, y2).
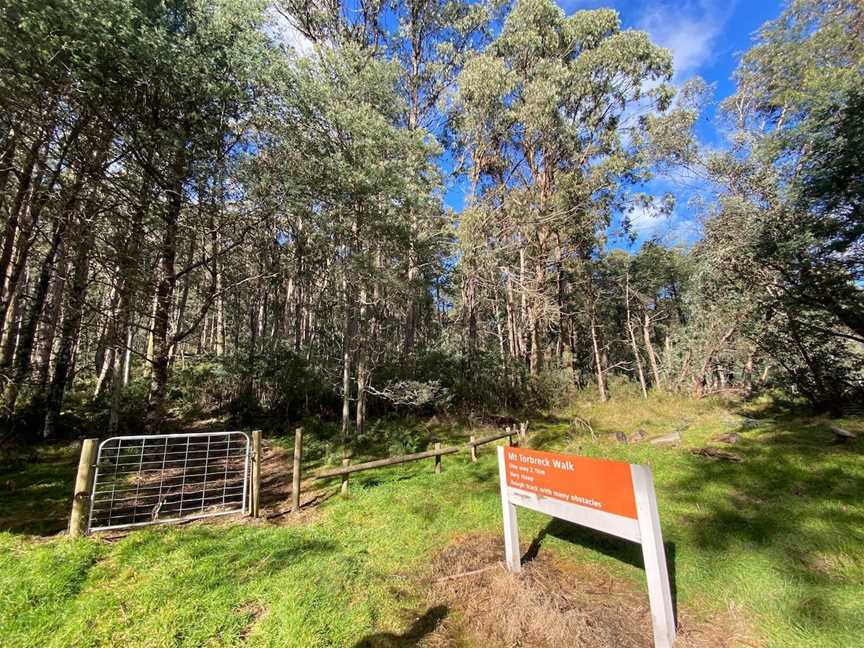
(389, 0, 497, 355)
(453, 0, 675, 381)
(695, 0, 864, 409)
(245, 39, 440, 441)
(276, 0, 387, 49)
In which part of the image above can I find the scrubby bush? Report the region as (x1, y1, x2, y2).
(170, 348, 339, 426)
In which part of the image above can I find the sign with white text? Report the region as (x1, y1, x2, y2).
(497, 446, 676, 648)
(504, 447, 638, 518)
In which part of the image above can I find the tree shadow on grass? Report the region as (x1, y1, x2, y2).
(524, 423, 572, 449)
(0, 444, 77, 535)
(0, 525, 341, 644)
(352, 605, 448, 647)
(668, 410, 864, 635)
(523, 517, 678, 623)
(108, 525, 340, 587)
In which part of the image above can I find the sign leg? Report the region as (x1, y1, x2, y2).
(497, 446, 521, 573)
(632, 464, 676, 648)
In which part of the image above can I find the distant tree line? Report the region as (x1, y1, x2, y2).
(0, 0, 860, 444)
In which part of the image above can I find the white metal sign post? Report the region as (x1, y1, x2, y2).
(497, 446, 676, 648)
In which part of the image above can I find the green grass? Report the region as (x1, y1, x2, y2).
(0, 444, 79, 535)
(1, 394, 862, 647)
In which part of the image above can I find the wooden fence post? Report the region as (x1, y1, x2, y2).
(291, 427, 303, 513)
(251, 430, 262, 517)
(520, 421, 528, 440)
(69, 438, 98, 538)
(434, 442, 442, 473)
(341, 458, 350, 495)
(469, 435, 477, 462)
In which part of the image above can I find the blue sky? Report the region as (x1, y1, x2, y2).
(442, 0, 785, 249)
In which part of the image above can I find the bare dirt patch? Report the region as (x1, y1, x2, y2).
(416, 534, 758, 648)
(236, 600, 268, 641)
(254, 441, 332, 524)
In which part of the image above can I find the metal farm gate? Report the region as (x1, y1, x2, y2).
(88, 431, 251, 532)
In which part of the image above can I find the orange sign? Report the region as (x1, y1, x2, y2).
(503, 448, 637, 520)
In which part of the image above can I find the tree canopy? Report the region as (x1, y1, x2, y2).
(0, 0, 861, 443)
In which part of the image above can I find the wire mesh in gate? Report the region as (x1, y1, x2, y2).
(88, 431, 250, 532)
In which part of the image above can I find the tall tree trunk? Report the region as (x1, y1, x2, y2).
(293, 217, 304, 354)
(168, 235, 196, 364)
(214, 252, 225, 357)
(358, 244, 383, 435)
(626, 276, 648, 399)
(643, 312, 662, 389)
(146, 141, 186, 430)
(568, 320, 583, 388)
(93, 273, 121, 397)
(256, 283, 266, 352)
(340, 271, 353, 449)
(464, 273, 477, 357)
(554, 240, 564, 367)
(505, 271, 520, 359)
(0, 135, 41, 310)
(590, 310, 607, 402)
(107, 176, 151, 432)
(145, 290, 158, 371)
(519, 247, 528, 365)
(92, 282, 115, 379)
(42, 219, 94, 440)
(403, 211, 419, 357)
(403, 68, 421, 357)
(743, 349, 755, 397)
(529, 254, 545, 375)
(495, 301, 506, 359)
(34, 248, 69, 390)
(0, 141, 47, 337)
(0, 267, 27, 367)
(354, 272, 369, 436)
(123, 323, 135, 386)
(4, 116, 88, 347)
(3, 218, 66, 413)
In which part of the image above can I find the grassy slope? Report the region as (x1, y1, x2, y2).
(0, 394, 862, 647)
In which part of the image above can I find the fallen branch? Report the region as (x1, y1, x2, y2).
(830, 426, 857, 442)
(570, 415, 595, 440)
(434, 564, 500, 583)
(691, 447, 743, 462)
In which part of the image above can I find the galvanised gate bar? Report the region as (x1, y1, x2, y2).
(88, 431, 251, 532)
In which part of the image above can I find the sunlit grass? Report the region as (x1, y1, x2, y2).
(0, 394, 862, 647)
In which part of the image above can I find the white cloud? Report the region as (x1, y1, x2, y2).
(638, 1, 735, 80)
(264, 5, 314, 57)
(627, 204, 669, 236)
(625, 198, 704, 247)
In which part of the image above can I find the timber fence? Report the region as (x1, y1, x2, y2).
(70, 421, 528, 533)
(304, 421, 529, 497)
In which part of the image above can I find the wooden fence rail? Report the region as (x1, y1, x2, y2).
(468, 429, 518, 462)
(305, 422, 527, 497)
(314, 443, 461, 495)
(316, 445, 460, 478)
